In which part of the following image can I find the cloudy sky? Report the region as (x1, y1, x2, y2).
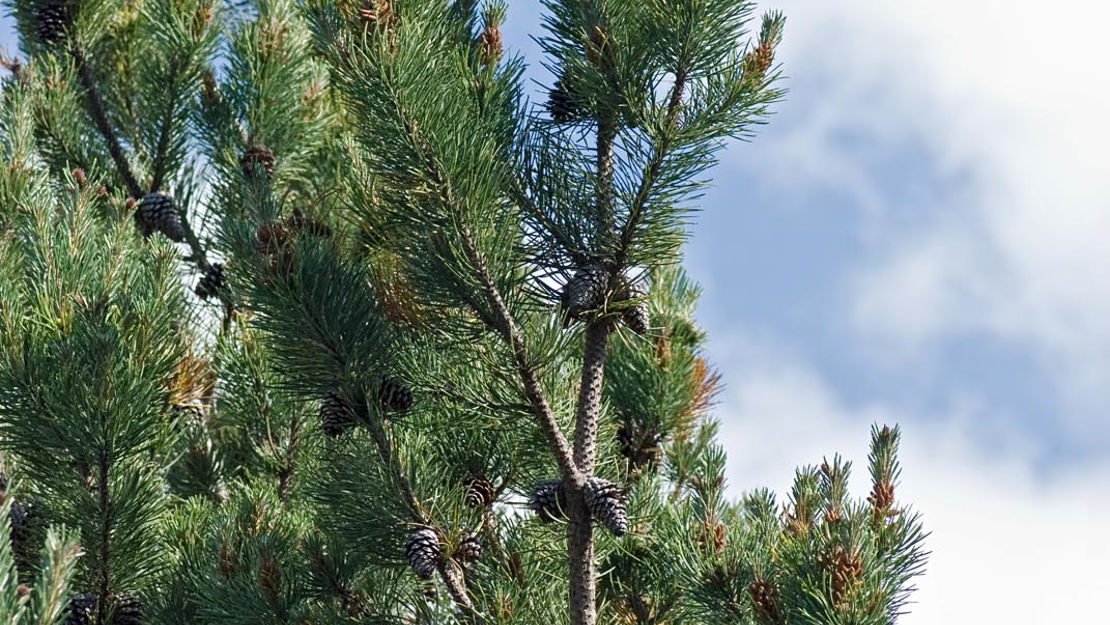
(4, 2, 1108, 622)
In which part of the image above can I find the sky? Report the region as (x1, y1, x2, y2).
(4, 2, 1109, 623)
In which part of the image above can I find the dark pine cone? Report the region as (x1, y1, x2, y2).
(240, 145, 275, 178)
(35, 1, 70, 45)
(9, 498, 38, 556)
(584, 477, 628, 536)
(454, 530, 482, 564)
(111, 594, 144, 625)
(194, 263, 224, 300)
(560, 265, 607, 322)
(65, 594, 96, 625)
(617, 279, 650, 334)
(464, 474, 495, 509)
(404, 527, 441, 579)
(320, 390, 356, 437)
(378, 374, 412, 413)
(528, 478, 567, 523)
(137, 192, 185, 242)
(547, 75, 582, 123)
(617, 420, 663, 470)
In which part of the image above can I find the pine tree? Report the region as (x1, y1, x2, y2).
(0, 1, 928, 624)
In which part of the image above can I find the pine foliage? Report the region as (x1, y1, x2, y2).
(0, 1, 927, 624)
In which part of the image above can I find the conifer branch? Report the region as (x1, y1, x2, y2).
(616, 69, 686, 270)
(149, 59, 182, 194)
(566, 503, 596, 625)
(355, 390, 483, 621)
(70, 42, 230, 310)
(437, 560, 482, 624)
(566, 108, 618, 625)
(571, 320, 611, 475)
(70, 46, 143, 199)
(390, 103, 580, 482)
(456, 224, 580, 483)
(570, 109, 617, 476)
(355, 393, 422, 520)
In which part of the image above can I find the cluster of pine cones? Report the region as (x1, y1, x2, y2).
(560, 265, 650, 334)
(319, 375, 414, 437)
(529, 476, 628, 537)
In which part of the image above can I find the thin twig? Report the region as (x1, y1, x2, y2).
(355, 392, 422, 520)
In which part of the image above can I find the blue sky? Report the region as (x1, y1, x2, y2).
(4, 2, 1108, 622)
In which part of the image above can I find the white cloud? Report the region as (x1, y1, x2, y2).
(713, 332, 1110, 625)
(731, 0, 1110, 438)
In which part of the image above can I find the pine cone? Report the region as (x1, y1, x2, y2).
(454, 530, 482, 564)
(194, 263, 224, 300)
(547, 75, 583, 123)
(112, 594, 144, 625)
(584, 477, 628, 536)
(378, 374, 412, 413)
(617, 420, 663, 470)
(404, 527, 441, 579)
(137, 192, 185, 242)
(9, 498, 38, 556)
(320, 391, 355, 437)
(240, 145, 275, 178)
(464, 475, 494, 509)
(35, 2, 70, 45)
(617, 279, 650, 334)
(528, 478, 567, 523)
(560, 265, 607, 321)
(65, 594, 96, 625)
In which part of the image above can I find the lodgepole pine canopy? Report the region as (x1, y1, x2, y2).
(0, 1, 927, 624)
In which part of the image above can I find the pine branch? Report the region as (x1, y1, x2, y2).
(354, 391, 484, 622)
(436, 560, 482, 624)
(572, 320, 611, 475)
(149, 58, 183, 194)
(566, 109, 619, 625)
(355, 392, 422, 521)
(389, 102, 580, 482)
(567, 500, 596, 625)
(69, 42, 230, 312)
(615, 69, 687, 271)
(456, 224, 580, 483)
(70, 45, 143, 199)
